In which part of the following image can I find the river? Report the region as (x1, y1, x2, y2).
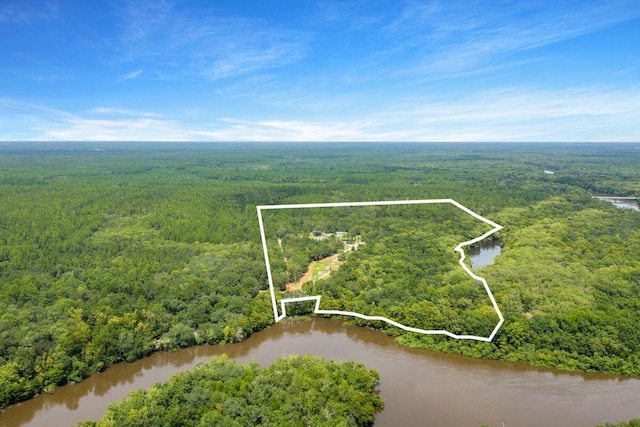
(591, 193, 640, 212)
(599, 198, 640, 211)
(2, 317, 639, 427)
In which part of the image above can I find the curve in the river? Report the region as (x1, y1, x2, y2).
(2, 317, 640, 427)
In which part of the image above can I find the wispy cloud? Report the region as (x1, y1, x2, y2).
(6, 53, 75, 83)
(121, 68, 143, 80)
(200, 85, 640, 142)
(0, 99, 179, 141)
(40, 117, 189, 141)
(316, 0, 385, 31)
(0, 98, 77, 140)
(89, 107, 158, 117)
(393, 85, 640, 141)
(0, 1, 59, 24)
(415, 86, 640, 124)
(367, 0, 640, 77)
(0, 98, 75, 120)
(194, 118, 371, 141)
(113, 1, 310, 80)
(3, 83, 639, 142)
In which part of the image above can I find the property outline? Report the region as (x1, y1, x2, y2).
(257, 199, 505, 342)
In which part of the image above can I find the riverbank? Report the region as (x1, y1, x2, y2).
(3, 317, 639, 427)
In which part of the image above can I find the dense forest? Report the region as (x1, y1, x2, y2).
(262, 202, 500, 337)
(0, 142, 639, 418)
(78, 355, 382, 427)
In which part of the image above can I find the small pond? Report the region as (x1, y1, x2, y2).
(467, 240, 502, 268)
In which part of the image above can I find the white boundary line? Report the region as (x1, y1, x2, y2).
(257, 199, 504, 342)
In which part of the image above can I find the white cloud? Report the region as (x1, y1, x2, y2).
(89, 107, 158, 117)
(316, 0, 384, 31)
(198, 85, 640, 142)
(372, 1, 640, 77)
(0, 2, 59, 24)
(40, 117, 190, 142)
(194, 118, 370, 141)
(114, 1, 310, 81)
(2, 84, 639, 142)
(0, 98, 75, 120)
(415, 86, 640, 124)
(401, 86, 640, 141)
(121, 68, 143, 80)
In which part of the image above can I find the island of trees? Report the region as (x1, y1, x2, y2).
(78, 355, 382, 427)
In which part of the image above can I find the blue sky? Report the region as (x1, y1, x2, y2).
(1, 0, 639, 142)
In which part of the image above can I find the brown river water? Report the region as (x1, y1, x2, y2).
(2, 317, 639, 427)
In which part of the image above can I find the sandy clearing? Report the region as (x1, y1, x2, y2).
(285, 253, 339, 292)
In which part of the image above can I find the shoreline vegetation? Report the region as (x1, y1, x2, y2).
(1, 143, 640, 423)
